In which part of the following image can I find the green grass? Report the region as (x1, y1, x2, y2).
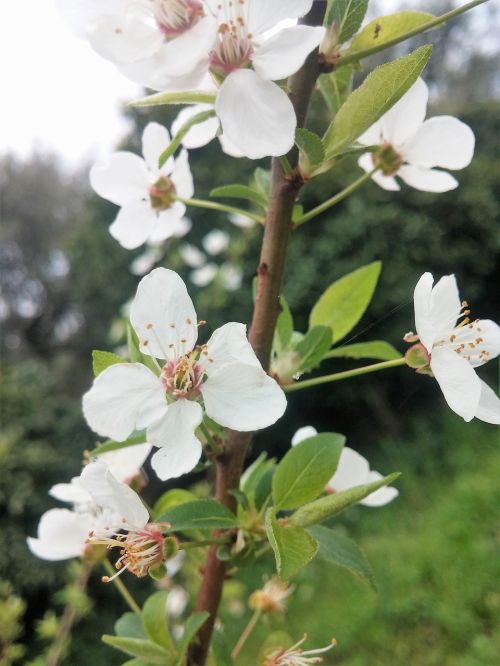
(219, 416, 500, 665)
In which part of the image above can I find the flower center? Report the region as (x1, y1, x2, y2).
(374, 142, 404, 175)
(160, 346, 209, 398)
(209, 1, 253, 78)
(151, 0, 204, 37)
(95, 523, 167, 580)
(435, 302, 490, 365)
(149, 176, 176, 210)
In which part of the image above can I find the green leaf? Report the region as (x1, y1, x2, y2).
(254, 467, 275, 512)
(142, 592, 174, 652)
(273, 296, 294, 354)
(328, 0, 369, 43)
(323, 45, 432, 158)
(348, 11, 435, 54)
(265, 509, 318, 579)
(211, 629, 234, 666)
(102, 636, 173, 664)
(240, 452, 269, 494)
(273, 433, 345, 510)
(158, 500, 237, 532)
(153, 489, 197, 521)
(309, 261, 381, 344)
(295, 128, 325, 173)
(318, 67, 353, 116)
(131, 90, 216, 107)
(88, 434, 146, 457)
(295, 326, 333, 372)
(115, 613, 146, 640)
(127, 324, 159, 375)
(327, 340, 402, 361)
(252, 167, 271, 197)
(210, 184, 267, 209)
(309, 526, 376, 590)
(121, 660, 149, 666)
(175, 611, 210, 664)
(92, 350, 125, 376)
(290, 472, 401, 528)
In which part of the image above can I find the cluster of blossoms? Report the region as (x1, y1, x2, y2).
(58, 0, 325, 157)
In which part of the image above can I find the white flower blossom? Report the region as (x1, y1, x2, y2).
(27, 445, 151, 561)
(83, 268, 287, 481)
(358, 78, 475, 192)
(57, 0, 215, 91)
(220, 263, 243, 292)
(202, 229, 229, 255)
(292, 427, 398, 507)
(190, 263, 218, 287)
(264, 634, 336, 666)
(90, 122, 193, 249)
(410, 272, 500, 423)
(179, 243, 207, 268)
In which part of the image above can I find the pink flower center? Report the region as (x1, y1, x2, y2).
(149, 175, 176, 210)
(160, 346, 210, 398)
(95, 523, 168, 580)
(152, 0, 204, 37)
(209, 2, 253, 78)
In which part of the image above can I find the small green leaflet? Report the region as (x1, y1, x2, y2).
(295, 326, 332, 373)
(142, 592, 174, 651)
(210, 184, 268, 209)
(153, 489, 197, 521)
(130, 90, 216, 107)
(309, 526, 377, 590)
(157, 500, 237, 531)
(295, 128, 325, 175)
(265, 509, 318, 579)
(273, 295, 294, 354)
(309, 261, 381, 344)
(327, 0, 369, 43)
(174, 612, 210, 666)
(115, 613, 146, 640)
(273, 433, 345, 510)
(318, 67, 353, 116)
(326, 340, 402, 361)
(323, 45, 432, 158)
(348, 11, 435, 54)
(92, 350, 124, 376)
(290, 472, 401, 528)
(101, 636, 174, 664)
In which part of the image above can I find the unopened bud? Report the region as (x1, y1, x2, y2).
(404, 342, 430, 370)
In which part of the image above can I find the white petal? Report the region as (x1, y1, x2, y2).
(398, 165, 458, 192)
(357, 122, 383, 147)
(291, 426, 318, 446)
(204, 323, 260, 371)
(80, 460, 149, 528)
(88, 13, 163, 65)
(327, 447, 370, 493)
(148, 205, 189, 244)
(216, 70, 296, 159)
(109, 201, 157, 250)
(202, 230, 229, 256)
(360, 470, 399, 507)
(474, 380, 500, 424)
(82, 363, 167, 441)
(380, 77, 429, 146)
(403, 116, 475, 169)
(148, 400, 203, 481)
(201, 361, 287, 431)
(358, 154, 400, 191)
(449, 319, 500, 368)
(172, 105, 220, 150)
(90, 152, 150, 206)
(120, 53, 209, 92)
(414, 273, 461, 350)
(142, 122, 171, 174)
(218, 133, 246, 158)
(57, 0, 129, 36)
(245, 0, 314, 36)
(27, 509, 92, 561)
(49, 478, 91, 505)
(130, 268, 198, 360)
(430, 348, 481, 422)
(170, 150, 194, 199)
(99, 443, 152, 484)
(253, 25, 325, 81)
(190, 263, 218, 287)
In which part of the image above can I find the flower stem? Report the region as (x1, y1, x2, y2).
(159, 109, 216, 168)
(337, 0, 489, 67)
(199, 421, 222, 454)
(176, 196, 265, 224)
(102, 560, 141, 614)
(285, 357, 406, 392)
(296, 169, 376, 225)
(231, 609, 262, 659)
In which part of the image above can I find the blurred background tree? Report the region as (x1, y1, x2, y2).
(0, 1, 498, 663)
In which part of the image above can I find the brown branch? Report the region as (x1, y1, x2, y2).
(187, 4, 326, 664)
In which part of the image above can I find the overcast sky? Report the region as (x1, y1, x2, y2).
(0, 1, 495, 171)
